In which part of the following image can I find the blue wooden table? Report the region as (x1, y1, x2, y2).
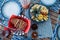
(1, 0, 60, 40)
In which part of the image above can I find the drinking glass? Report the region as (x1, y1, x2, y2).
(19, 0, 30, 9)
(19, 0, 31, 17)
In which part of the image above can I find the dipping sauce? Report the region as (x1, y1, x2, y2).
(31, 24, 38, 30)
(32, 32, 38, 39)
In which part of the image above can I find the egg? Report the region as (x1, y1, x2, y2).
(31, 16, 35, 19)
(43, 15, 48, 21)
(32, 4, 39, 10)
(37, 5, 40, 9)
(30, 9, 33, 12)
(37, 14, 43, 21)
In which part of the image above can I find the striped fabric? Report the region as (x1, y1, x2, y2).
(50, 0, 60, 13)
(50, 10, 58, 30)
(50, 10, 58, 40)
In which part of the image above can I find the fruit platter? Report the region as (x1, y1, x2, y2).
(30, 4, 49, 22)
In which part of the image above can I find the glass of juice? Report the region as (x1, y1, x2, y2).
(19, 0, 31, 17)
(19, 0, 30, 9)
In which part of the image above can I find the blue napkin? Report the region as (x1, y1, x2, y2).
(25, 9, 53, 38)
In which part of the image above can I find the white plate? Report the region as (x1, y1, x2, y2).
(1, 1, 22, 19)
(41, 0, 56, 6)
